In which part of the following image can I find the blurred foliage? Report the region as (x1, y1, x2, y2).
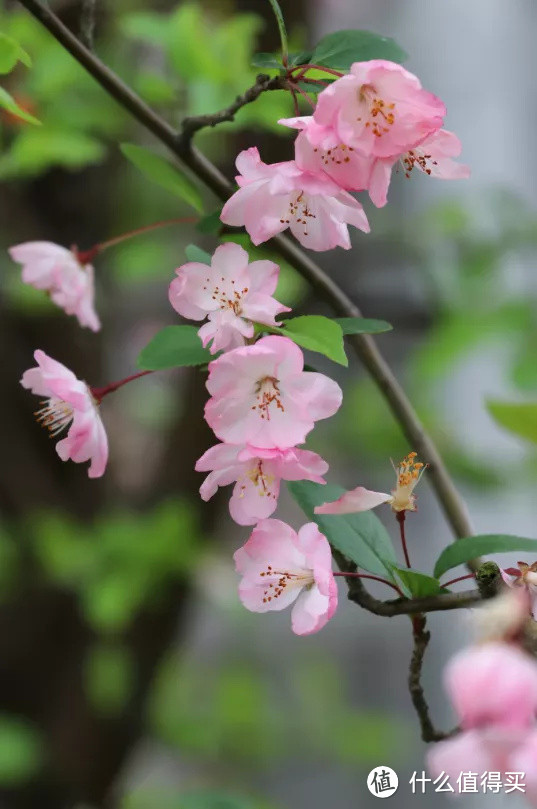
(0, 716, 42, 785)
(26, 500, 199, 633)
(122, 788, 268, 809)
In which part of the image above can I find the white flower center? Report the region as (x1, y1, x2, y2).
(203, 275, 248, 315)
(279, 191, 317, 237)
(35, 397, 74, 437)
(252, 376, 284, 420)
(259, 564, 315, 603)
(390, 451, 426, 512)
(357, 85, 396, 138)
(239, 460, 276, 499)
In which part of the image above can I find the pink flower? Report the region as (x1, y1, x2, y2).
(501, 562, 537, 620)
(445, 642, 537, 731)
(428, 727, 529, 786)
(20, 350, 108, 478)
(313, 60, 446, 158)
(234, 519, 338, 635)
(368, 129, 470, 207)
(196, 443, 328, 525)
(9, 242, 100, 331)
(280, 115, 374, 192)
(168, 242, 290, 354)
(315, 452, 425, 516)
(220, 147, 369, 251)
(204, 335, 342, 449)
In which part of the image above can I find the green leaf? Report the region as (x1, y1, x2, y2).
(434, 535, 537, 579)
(392, 567, 445, 598)
(487, 400, 537, 445)
(84, 644, 134, 717)
(0, 86, 39, 124)
(335, 317, 393, 336)
(0, 33, 31, 74)
(311, 30, 407, 70)
(138, 325, 212, 370)
(288, 480, 397, 580)
(0, 717, 42, 785)
(196, 211, 222, 235)
(120, 143, 203, 213)
(288, 49, 313, 67)
(251, 52, 283, 70)
(185, 244, 212, 264)
(280, 315, 348, 366)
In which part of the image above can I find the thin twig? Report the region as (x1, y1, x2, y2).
(408, 615, 457, 742)
(397, 511, 411, 568)
(17, 0, 476, 548)
(79, 0, 96, 50)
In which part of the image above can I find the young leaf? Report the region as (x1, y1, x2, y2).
(196, 211, 222, 235)
(184, 244, 212, 264)
(287, 480, 397, 580)
(0, 33, 31, 74)
(120, 143, 204, 213)
(392, 567, 445, 598)
(0, 87, 40, 125)
(288, 50, 313, 67)
(311, 30, 407, 70)
(487, 401, 537, 445)
(433, 535, 537, 579)
(137, 326, 212, 370)
(334, 317, 393, 335)
(251, 52, 283, 70)
(280, 315, 348, 366)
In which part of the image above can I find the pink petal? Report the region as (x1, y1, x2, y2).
(315, 486, 392, 515)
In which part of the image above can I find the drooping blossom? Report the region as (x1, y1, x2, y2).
(445, 643, 537, 731)
(196, 443, 328, 525)
(9, 242, 100, 331)
(234, 518, 338, 635)
(312, 60, 446, 159)
(315, 451, 425, 516)
(220, 147, 370, 251)
(168, 242, 290, 354)
(204, 335, 342, 449)
(279, 115, 374, 192)
(368, 129, 470, 207)
(428, 727, 529, 786)
(501, 562, 537, 620)
(20, 350, 108, 478)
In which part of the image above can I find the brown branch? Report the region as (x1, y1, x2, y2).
(17, 0, 476, 546)
(179, 73, 287, 147)
(409, 615, 457, 742)
(346, 575, 480, 616)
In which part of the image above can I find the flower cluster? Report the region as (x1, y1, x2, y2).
(222, 59, 468, 250)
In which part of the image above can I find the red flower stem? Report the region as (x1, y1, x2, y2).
(91, 370, 152, 402)
(287, 81, 300, 116)
(334, 571, 404, 597)
(76, 217, 198, 264)
(288, 63, 344, 78)
(294, 84, 316, 109)
(441, 573, 476, 589)
(396, 510, 412, 569)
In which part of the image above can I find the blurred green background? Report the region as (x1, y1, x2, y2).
(1, 1, 537, 808)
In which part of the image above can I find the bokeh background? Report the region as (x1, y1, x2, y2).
(0, 0, 536, 807)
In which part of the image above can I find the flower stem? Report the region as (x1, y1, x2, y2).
(267, 0, 288, 67)
(334, 571, 404, 597)
(293, 84, 316, 109)
(441, 573, 476, 589)
(289, 63, 344, 78)
(396, 511, 412, 569)
(75, 217, 198, 264)
(91, 370, 152, 402)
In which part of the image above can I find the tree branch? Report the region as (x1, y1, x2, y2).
(345, 575, 480, 616)
(409, 615, 456, 742)
(178, 73, 287, 148)
(17, 0, 475, 546)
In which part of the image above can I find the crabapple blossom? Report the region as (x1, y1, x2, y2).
(279, 115, 374, 192)
(220, 147, 369, 251)
(501, 562, 537, 620)
(445, 642, 537, 730)
(204, 335, 342, 449)
(368, 129, 471, 208)
(196, 443, 328, 525)
(234, 518, 338, 635)
(428, 727, 529, 786)
(312, 60, 446, 158)
(20, 349, 108, 478)
(315, 451, 425, 516)
(9, 241, 100, 331)
(168, 242, 290, 354)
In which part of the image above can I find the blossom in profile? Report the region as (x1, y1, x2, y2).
(234, 519, 338, 635)
(204, 335, 342, 449)
(9, 241, 100, 331)
(368, 129, 470, 207)
(501, 561, 537, 620)
(20, 350, 108, 478)
(315, 452, 426, 515)
(169, 242, 290, 354)
(313, 59, 446, 158)
(196, 443, 328, 525)
(220, 147, 369, 251)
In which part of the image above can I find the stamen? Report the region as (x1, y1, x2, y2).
(252, 376, 284, 420)
(258, 565, 314, 602)
(34, 398, 74, 437)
